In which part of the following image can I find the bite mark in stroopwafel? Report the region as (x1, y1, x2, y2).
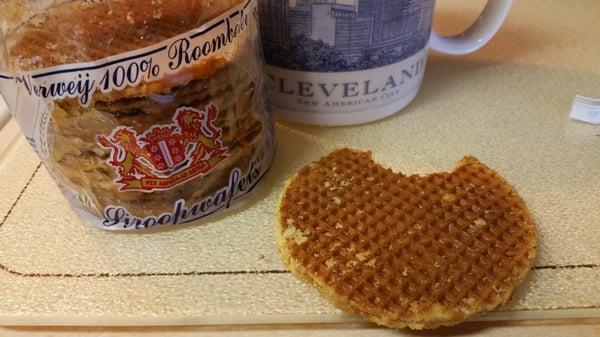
(276, 149, 537, 329)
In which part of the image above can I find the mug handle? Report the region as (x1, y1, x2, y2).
(429, 0, 513, 55)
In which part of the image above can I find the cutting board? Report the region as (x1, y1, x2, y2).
(0, 48, 599, 326)
(1, 0, 600, 328)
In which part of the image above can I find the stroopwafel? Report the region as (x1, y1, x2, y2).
(276, 149, 537, 329)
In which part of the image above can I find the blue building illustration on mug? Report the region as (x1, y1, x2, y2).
(258, 0, 434, 72)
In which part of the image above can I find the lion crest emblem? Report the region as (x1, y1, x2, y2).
(97, 104, 228, 192)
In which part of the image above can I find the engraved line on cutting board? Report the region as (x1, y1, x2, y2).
(0, 163, 598, 277)
(532, 264, 599, 270)
(0, 162, 42, 228)
(495, 304, 600, 312)
(0, 262, 599, 279)
(0, 264, 290, 278)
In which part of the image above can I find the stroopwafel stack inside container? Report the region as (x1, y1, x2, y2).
(1, 0, 275, 229)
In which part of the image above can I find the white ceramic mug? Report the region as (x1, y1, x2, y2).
(259, 0, 512, 125)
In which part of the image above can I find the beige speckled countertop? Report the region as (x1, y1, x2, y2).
(0, 0, 599, 336)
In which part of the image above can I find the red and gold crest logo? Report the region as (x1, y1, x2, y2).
(97, 104, 228, 192)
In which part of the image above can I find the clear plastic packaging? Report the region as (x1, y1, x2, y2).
(0, 0, 275, 230)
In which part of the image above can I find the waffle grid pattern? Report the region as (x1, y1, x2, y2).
(277, 149, 537, 329)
